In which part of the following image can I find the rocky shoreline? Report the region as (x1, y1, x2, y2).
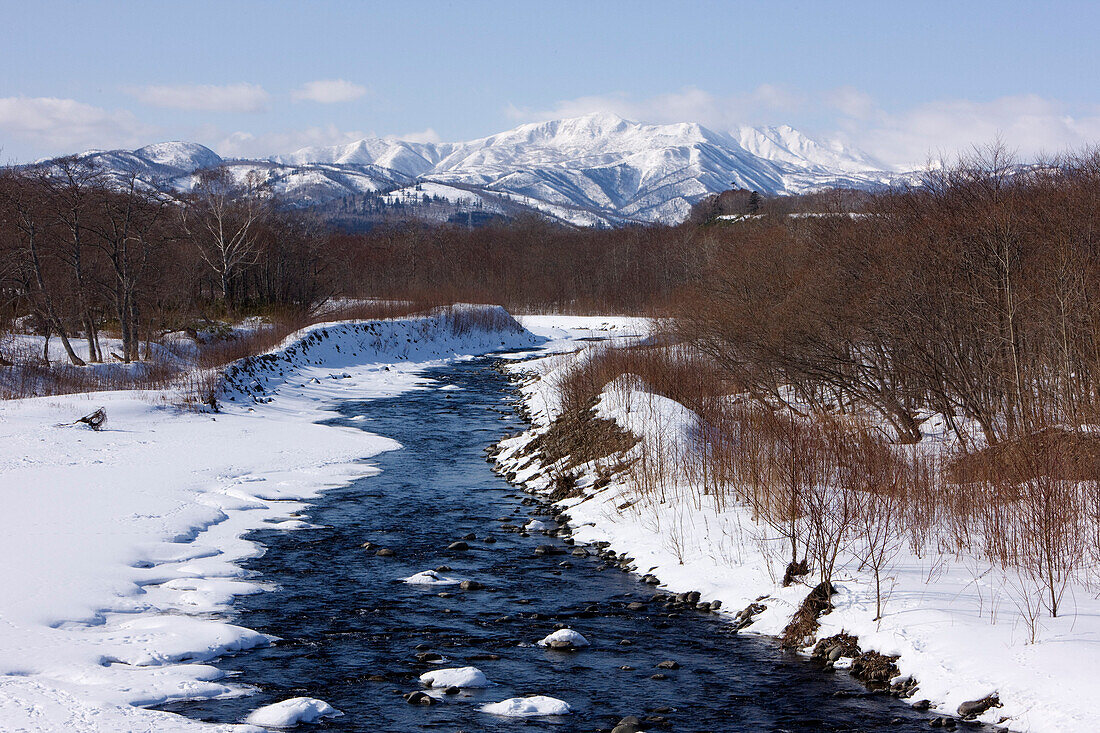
(489, 361, 1012, 732)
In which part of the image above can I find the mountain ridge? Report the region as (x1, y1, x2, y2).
(52, 113, 914, 226)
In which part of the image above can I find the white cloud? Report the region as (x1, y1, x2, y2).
(0, 96, 155, 157)
(291, 79, 368, 104)
(508, 87, 1100, 169)
(838, 95, 1100, 168)
(216, 124, 370, 158)
(127, 83, 270, 113)
(506, 85, 807, 130)
(394, 127, 441, 144)
(825, 86, 876, 120)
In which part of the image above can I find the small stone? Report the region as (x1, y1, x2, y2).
(459, 580, 483, 591)
(650, 673, 668, 680)
(613, 715, 643, 733)
(404, 690, 434, 705)
(415, 652, 443, 662)
(656, 660, 680, 670)
(957, 693, 1001, 720)
(627, 601, 646, 611)
(447, 541, 469, 551)
(443, 686, 461, 695)
(375, 548, 395, 557)
(435, 565, 452, 572)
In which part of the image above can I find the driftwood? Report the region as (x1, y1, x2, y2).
(75, 408, 107, 431)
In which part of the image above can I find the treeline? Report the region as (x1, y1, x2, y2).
(686, 186, 874, 223)
(677, 146, 1100, 446)
(0, 159, 703, 369)
(9, 142, 1100, 442)
(0, 161, 333, 364)
(327, 217, 700, 314)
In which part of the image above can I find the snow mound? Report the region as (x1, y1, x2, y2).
(221, 305, 542, 405)
(481, 695, 572, 717)
(525, 519, 553, 531)
(419, 666, 490, 688)
(246, 697, 341, 727)
(536, 628, 589, 648)
(403, 570, 460, 586)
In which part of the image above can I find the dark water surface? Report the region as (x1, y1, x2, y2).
(161, 357, 949, 732)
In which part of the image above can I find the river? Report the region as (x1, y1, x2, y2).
(160, 356, 950, 731)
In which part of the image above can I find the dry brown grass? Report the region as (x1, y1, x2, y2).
(0, 300, 448, 400)
(194, 300, 432, 370)
(551, 339, 1100, 625)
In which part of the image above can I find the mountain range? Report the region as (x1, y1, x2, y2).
(64, 113, 913, 226)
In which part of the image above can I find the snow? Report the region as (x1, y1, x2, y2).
(403, 570, 460, 586)
(536, 629, 590, 648)
(23, 310, 1089, 730)
(245, 697, 340, 727)
(0, 306, 547, 731)
(497, 330, 1100, 732)
(134, 142, 223, 173)
(64, 113, 913, 225)
(418, 666, 490, 688)
(480, 695, 572, 717)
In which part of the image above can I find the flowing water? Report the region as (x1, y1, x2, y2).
(161, 356, 956, 732)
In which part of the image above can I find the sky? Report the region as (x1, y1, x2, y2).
(1, 0, 1098, 167)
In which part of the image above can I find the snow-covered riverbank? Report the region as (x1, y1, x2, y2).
(0, 308, 644, 731)
(495, 345, 1100, 733)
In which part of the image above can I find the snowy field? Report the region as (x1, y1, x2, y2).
(496, 345, 1100, 733)
(0, 309, 647, 731)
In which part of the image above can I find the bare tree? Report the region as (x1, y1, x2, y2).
(36, 157, 106, 362)
(86, 170, 170, 362)
(180, 167, 268, 307)
(0, 170, 86, 366)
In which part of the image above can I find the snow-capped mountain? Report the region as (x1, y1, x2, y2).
(50, 114, 910, 226)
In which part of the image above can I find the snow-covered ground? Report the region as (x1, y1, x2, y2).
(0, 307, 630, 731)
(24, 311, 1063, 732)
(496, 344, 1100, 733)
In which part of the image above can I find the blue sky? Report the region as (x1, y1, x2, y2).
(2, 0, 1098, 165)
